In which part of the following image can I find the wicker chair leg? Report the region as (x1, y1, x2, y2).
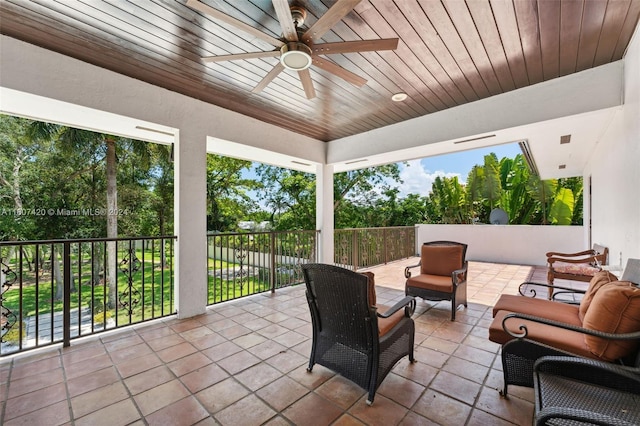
(366, 392, 375, 406)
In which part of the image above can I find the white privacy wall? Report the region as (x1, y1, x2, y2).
(584, 25, 640, 269)
(415, 224, 585, 266)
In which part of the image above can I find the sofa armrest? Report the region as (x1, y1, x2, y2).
(518, 281, 586, 299)
(546, 249, 595, 258)
(547, 255, 600, 266)
(502, 312, 640, 342)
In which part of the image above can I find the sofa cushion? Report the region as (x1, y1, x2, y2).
(420, 244, 464, 276)
(407, 274, 453, 292)
(489, 310, 593, 358)
(582, 281, 640, 361)
(492, 294, 580, 322)
(551, 261, 600, 277)
(579, 270, 619, 321)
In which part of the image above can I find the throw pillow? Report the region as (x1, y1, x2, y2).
(579, 270, 619, 321)
(582, 281, 640, 361)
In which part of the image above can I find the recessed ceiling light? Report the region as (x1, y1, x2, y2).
(391, 92, 408, 102)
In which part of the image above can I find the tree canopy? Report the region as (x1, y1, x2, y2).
(0, 115, 583, 243)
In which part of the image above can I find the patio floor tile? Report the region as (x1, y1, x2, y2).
(0, 259, 544, 425)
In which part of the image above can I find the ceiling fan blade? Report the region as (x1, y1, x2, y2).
(313, 38, 398, 55)
(272, 0, 298, 41)
(298, 69, 316, 99)
(186, 0, 282, 47)
(302, 0, 362, 43)
(203, 51, 279, 63)
(312, 57, 367, 87)
(252, 63, 285, 93)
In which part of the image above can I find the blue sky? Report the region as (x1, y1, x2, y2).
(396, 142, 522, 197)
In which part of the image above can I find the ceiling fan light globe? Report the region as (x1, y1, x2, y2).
(280, 42, 312, 71)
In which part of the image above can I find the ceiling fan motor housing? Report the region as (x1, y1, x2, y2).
(289, 6, 307, 27)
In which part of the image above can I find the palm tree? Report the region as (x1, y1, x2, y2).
(28, 122, 152, 307)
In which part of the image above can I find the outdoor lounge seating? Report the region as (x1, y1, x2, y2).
(546, 243, 608, 299)
(404, 241, 468, 321)
(489, 258, 640, 397)
(533, 356, 640, 425)
(301, 263, 416, 405)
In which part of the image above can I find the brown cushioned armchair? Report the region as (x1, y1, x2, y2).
(546, 243, 608, 299)
(405, 241, 468, 321)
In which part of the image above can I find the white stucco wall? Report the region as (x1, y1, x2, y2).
(416, 224, 585, 266)
(584, 25, 640, 270)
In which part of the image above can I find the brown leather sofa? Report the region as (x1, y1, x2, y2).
(489, 261, 640, 397)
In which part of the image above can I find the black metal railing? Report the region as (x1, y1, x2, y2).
(334, 226, 416, 270)
(206, 230, 319, 304)
(0, 236, 176, 356)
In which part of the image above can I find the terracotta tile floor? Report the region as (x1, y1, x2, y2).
(0, 259, 569, 425)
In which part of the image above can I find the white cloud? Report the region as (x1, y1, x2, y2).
(398, 160, 461, 197)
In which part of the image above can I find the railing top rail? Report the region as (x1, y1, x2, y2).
(335, 226, 416, 231)
(207, 230, 319, 237)
(0, 235, 177, 246)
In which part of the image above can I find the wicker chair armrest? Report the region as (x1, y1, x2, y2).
(518, 281, 586, 299)
(535, 356, 640, 391)
(502, 312, 640, 341)
(404, 262, 421, 279)
(546, 249, 596, 258)
(549, 292, 581, 304)
(378, 296, 416, 318)
(536, 407, 638, 426)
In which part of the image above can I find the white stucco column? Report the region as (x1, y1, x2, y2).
(316, 164, 334, 263)
(174, 128, 208, 318)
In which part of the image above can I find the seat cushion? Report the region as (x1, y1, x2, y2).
(421, 244, 463, 276)
(582, 281, 640, 361)
(489, 310, 593, 358)
(376, 304, 406, 336)
(492, 294, 580, 322)
(578, 270, 619, 321)
(551, 262, 600, 277)
(407, 274, 453, 292)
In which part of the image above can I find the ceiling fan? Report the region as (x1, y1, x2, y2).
(186, 0, 399, 99)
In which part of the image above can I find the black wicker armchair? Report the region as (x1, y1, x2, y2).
(498, 313, 640, 397)
(405, 241, 468, 321)
(534, 356, 640, 425)
(302, 263, 416, 405)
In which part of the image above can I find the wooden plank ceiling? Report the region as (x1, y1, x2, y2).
(1, 0, 639, 142)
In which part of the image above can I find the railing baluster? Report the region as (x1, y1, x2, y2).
(63, 242, 71, 347)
